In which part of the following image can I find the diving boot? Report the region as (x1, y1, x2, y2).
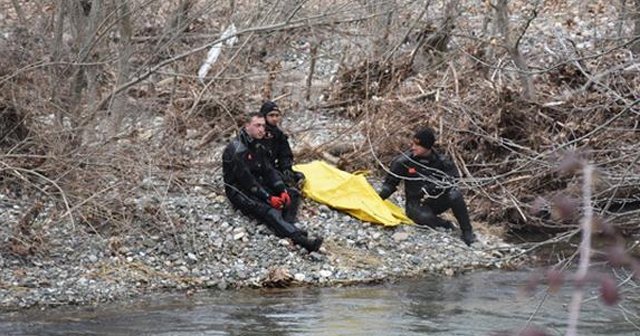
(461, 230, 475, 246)
(433, 218, 455, 230)
(293, 233, 323, 252)
(303, 237, 323, 252)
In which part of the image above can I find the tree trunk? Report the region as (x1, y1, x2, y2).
(305, 43, 318, 102)
(166, 0, 193, 34)
(68, 0, 103, 143)
(11, 0, 26, 25)
(495, 0, 536, 100)
(51, 0, 67, 128)
(110, 0, 133, 136)
(632, 0, 640, 53)
(359, 0, 397, 58)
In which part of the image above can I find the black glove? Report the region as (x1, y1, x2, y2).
(283, 169, 305, 185)
(293, 171, 305, 183)
(283, 169, 295, 183)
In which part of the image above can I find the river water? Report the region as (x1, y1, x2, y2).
(1, 269, 638, 336)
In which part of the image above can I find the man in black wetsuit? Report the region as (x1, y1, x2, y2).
(378, 128, 475, 246)
(259, 101, 305, 187)
(222, 112, 322, 252)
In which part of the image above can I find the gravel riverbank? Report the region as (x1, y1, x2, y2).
(0, 192, 525, 311)
(0, 109, 527, 312)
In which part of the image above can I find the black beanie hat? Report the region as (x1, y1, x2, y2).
(259, 101, 280, 117)
(414, 128, 436, 149)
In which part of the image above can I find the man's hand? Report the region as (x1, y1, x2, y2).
(283, 170, 296, 184)
(294, 171, 306, 187)
(284, 170, 305, 184)
(268, 196, 284, 209)
(279, 191, 291, 207)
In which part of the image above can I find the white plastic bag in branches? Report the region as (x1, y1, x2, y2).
(197, 23, 238, 82)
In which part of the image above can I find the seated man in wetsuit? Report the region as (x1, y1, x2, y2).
(222, 112, 322, 252)
(259, 101, 305, 187)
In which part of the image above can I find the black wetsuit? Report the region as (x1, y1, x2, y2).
(379, 150, 473, 238)
(222, 128, 302, 237)
(261, 123, 305, 186)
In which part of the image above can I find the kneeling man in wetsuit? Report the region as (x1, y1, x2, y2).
(378, 127, 475, 246)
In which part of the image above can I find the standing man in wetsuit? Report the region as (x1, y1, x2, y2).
(378, 127, 475, 246)
(222, 112, 322, 252)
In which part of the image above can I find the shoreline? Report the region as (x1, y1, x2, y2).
(1, 107, 527, 313)
(0, 186, 526, 312)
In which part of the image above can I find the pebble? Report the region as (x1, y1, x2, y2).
(392, 232, 409, 242)
(319, 270, 333, 278)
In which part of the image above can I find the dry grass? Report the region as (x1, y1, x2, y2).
(324, 239, 385, 269)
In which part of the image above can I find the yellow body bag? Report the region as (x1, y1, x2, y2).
(293, 161, 412, 226)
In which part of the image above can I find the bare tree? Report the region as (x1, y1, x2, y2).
(358, 0, 397, 58)
(109, 0, 134, 137)
(632, 0, 640, 53)
(493, 0, 537, 100)
(10, 0, 26, 25)
(68, 0, 104, 140)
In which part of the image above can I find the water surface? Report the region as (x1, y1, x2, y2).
(1, 269, 638, 335)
